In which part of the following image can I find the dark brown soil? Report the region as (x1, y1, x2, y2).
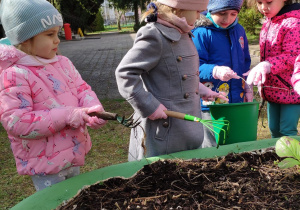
(58, 149, 300, 209)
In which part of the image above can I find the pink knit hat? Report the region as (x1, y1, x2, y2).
(157, 0, 209, 11)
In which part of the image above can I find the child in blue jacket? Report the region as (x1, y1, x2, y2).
(192, 0, 251, 146)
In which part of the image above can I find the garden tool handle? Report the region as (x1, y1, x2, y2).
(164, 110, 186, 120)
(88, 111, 118, 120)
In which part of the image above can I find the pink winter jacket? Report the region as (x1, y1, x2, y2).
(260, 5, 300, 104)
(0, 45, 102, 175)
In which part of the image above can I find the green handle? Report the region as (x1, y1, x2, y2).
(184, 115, 201, 122)
(164, 110, 201, 122)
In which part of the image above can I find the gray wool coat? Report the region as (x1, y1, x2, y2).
(115, 22, 205, 161)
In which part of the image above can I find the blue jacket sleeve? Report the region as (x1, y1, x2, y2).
(192, 28, 217, 82)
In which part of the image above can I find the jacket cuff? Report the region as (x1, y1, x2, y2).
(50, 108, 68, 132)
(127, 89, 160, 118)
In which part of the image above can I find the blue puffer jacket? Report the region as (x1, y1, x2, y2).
(192, 14, 251, 111)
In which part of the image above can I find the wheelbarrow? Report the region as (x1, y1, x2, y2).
(89, 111, 140, 128)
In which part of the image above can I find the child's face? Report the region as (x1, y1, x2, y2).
(178, 10, 201, 25)
(256, 0, 287, 18)
(211, 10, 239, 29)
(22, 26, 60, 59)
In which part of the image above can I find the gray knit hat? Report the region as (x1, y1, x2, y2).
(207, 0, 244, 14)
(0, 0, 63, 45)
(157, 0, 209, 11)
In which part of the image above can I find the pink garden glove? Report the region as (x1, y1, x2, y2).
(199, 82, 229, 102)
(148, 104, 168, 120)
(244, 84, 253, 102)
(86, 105, 107, 129)
(244, 61, 271, 86)
(213, 66, 240, 81)
(66, 107, 90, 128)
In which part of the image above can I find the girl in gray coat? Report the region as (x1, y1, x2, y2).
(115, 0, 227, 161)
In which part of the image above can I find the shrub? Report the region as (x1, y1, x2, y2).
(239, 7, 263, 35)
(91, 9, 105, 32)
(133, 21, 146, 32)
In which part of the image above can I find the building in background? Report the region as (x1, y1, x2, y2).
(101, 0, 116, 25)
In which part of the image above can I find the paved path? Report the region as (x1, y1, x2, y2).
(59, 33, 260, 100)
(60, 33, 136, 99)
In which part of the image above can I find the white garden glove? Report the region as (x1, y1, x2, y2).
(65, 107, 90, 128)
(244, 84, 253, 102)
(243, 61, 271, 86)
(212, 66, 240, 81)
(294, 82, 300, 95)
(148, 104, 168, 120)
(86, 105, 108, 129)
(199, 82, 229, 102)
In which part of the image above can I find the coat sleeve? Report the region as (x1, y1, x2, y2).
(115, 25, 163, 118)
(192, 28, 217, 81)
(0, 67, 67, 139)
(267, 20, 300, 75)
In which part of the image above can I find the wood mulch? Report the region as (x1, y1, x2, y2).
(58, 148, 300, 209)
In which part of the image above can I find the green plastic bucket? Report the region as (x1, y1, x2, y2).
(208, 101, 259, 145)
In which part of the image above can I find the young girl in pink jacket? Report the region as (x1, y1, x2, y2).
(0, 0, 107, 191)
(246, 0, 300, 138)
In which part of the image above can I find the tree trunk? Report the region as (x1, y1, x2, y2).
(117, 18, 121, 30)
(134, 1, 139, 26)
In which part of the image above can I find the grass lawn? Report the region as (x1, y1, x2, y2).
(87, 24, 135, 35)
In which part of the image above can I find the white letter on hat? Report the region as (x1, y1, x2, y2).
(41, 16, 52, 28)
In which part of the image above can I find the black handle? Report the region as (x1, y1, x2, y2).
(88, 111, 118, 120)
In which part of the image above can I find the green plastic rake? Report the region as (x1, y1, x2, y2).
(164, 110, 230, 147)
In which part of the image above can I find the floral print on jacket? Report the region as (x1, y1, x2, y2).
(0, 44, 102, 175)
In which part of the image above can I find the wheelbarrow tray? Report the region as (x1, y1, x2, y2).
(12, 137, 300, 210)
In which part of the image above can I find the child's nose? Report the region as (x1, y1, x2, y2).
(54, 35, 60, 44)
(223, 16, 229, 23)
(261, 3, 268, 11)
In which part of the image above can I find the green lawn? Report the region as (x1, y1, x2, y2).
(0, 99, 133, 209)
(87, 24, 135, 35)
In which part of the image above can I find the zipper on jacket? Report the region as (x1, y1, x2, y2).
(262, 21, 272, 61)
(262, 85, 292, 95)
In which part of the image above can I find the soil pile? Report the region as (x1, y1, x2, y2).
(58, 149, 300, 209)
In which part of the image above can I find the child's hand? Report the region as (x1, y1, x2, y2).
(294, 82, 300, 95)
(86, 105, 107, 129)
(244, 61, 271, 85)
(148, 104, 168, 120)
(199, 82, 229, 102)
(213, 66, 240, 81)
(87, 116, 107, 129)
(244, 84, 253, 102)
(245, 92, 253, 102)
(215, 92, 229, 102)
(66, 107, 90, 128)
